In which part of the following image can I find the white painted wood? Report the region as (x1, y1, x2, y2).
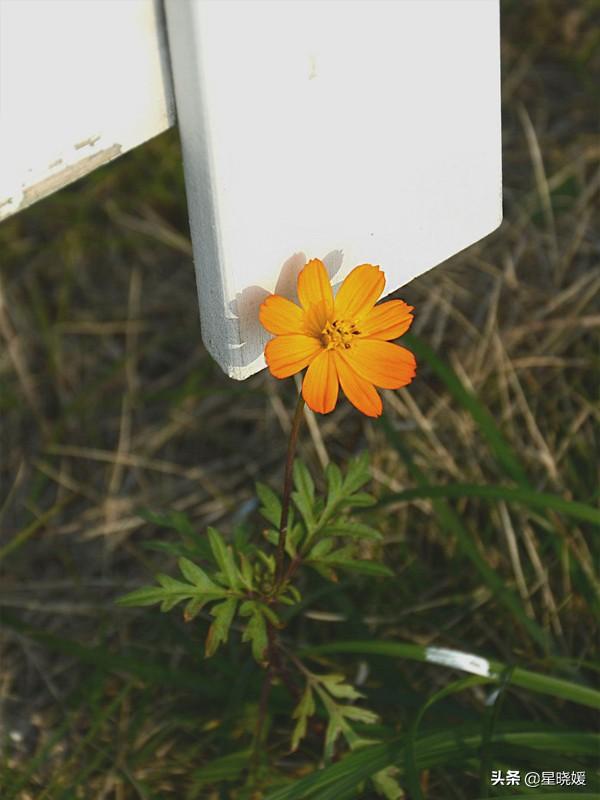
(165, 0, 502, 380)
(0, 0, 174, 221)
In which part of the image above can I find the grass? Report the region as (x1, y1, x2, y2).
(0, 1, 598, 797)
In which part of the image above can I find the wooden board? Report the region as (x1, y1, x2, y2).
(0, 0, 174, 221)
(1, 0, 502, 384)
(165, 0, 502, 380)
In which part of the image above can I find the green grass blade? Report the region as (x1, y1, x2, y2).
(304, 640, 600, 710)
(406, 675, 488, 800)
(374, 483, 600, 526)
(189, 749, 251, 792)
(478, 663, 515, 797)
(380, 417, 551, 650)
(0, 496, 74, 562)
(264, 725, 599, 800)
(404, 334, 529, 486)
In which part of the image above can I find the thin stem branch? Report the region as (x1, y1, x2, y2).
(251, 665, 273, 772)
(252, 392, 305, 769)
(274, 393, 305, 586)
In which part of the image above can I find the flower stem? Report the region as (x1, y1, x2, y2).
(274, 392, 305, 587)
(251, 664, 273, 774)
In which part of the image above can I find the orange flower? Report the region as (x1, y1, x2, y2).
(259, 259, 416, 417)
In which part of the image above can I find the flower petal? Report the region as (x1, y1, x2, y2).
(259, 294, 305, 335)
(359, 299, 414, 340)
(302, 299, 330, 338)
(334, 264, 385, 321)
(265, 335, 321, 379)
(334, 351, 383, 417)
(345, 339, 416, 389)
(302, 350, 339, 414)
(297, 259, 334, 319)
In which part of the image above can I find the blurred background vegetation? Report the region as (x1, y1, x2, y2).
(0, 1, 598, 797)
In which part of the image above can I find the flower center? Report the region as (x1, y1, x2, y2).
(320, 319, 361, 350)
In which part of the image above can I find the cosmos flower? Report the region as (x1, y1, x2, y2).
(259, 259, 416, 417)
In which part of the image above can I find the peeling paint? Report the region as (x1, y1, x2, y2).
(48, 158, 64, 169)
(19, 144, 122, 211)
(74, 135, 101, 150)
(0, 197, 14, 210)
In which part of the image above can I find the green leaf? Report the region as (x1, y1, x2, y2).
(291, 684, 316, 752)
(256, 482, 282, 528)
(322, 545, 355, 560)
(326, 462, 343, 500)
(117, 564, 227, 614)
(343, 453, 371, 495)
(307, 458, 376, 551)
(371, 766, 404, 800)
(239, 553, 254, 589)
(259, 602, 281, 628)
(323, 521, 383, 540)
(288, 519, 304, 553)
(294, 459, 315, 504)
(315, 676, 380, 764)
(138, 509, 212, 559)
(207, 527, 241, 589)
(183, 597, 206, 622)
(264, 526, 299, 558)
(205, 598, 238, 658)
(239, 599, 253, 616)
(340, 492, 376, 508)
(322, 558, 394, 578)
(232, 523, 251, 551)
(263, 528, 279, 546)
(256, 549, 276, 575)
(320, 674, 364, 701)
(178, 557, 223, 593)
(241, 603, 269, 664)
(156, 574, 203, 611)
(116, 585, 170, 608)
(309, 563, 339, 582)
(280, 584, 302, 606)
(293, 460, 316, 528)
(323, 707, 348, 762)
(156, 575, 226, 611)
(309, 537, 336, 559)
(157, 573, 187, 590)
(339, 705, 378, 725)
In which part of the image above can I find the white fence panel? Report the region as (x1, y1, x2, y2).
(0, 0, 174, 221)
(165, 0, 502, 380)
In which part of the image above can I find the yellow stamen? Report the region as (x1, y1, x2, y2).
(320, 319, 361, 350)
